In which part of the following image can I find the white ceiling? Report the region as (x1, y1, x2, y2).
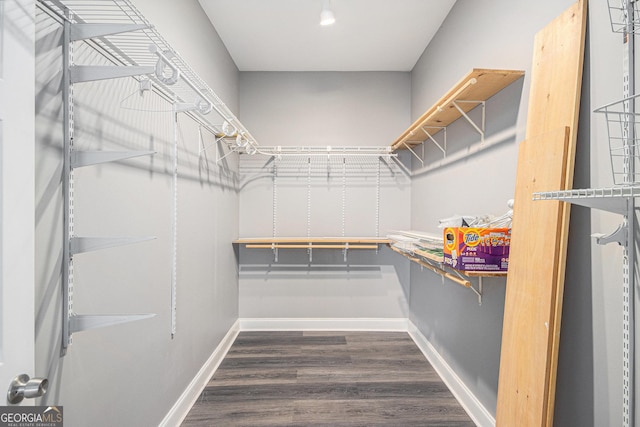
(197, 0, 457, 72)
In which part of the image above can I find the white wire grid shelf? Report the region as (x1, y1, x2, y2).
(238, 146, 403, 179)
(607, 0, 640, 33)
(532, 186, 637, 216)
(533, 186, 640, 200)
(37, 0, 258, 152)
(594, 94, 640, 185)
(252, 146, 395, 157)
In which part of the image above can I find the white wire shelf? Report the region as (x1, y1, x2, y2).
(532, 186, 638, 215)
(38, 0, 258, 152)
(238, 147, 404, 179)
(533, 186, 640, 199)
(607, 0, 640, 33)
(252, 146, 395, 158)
(594, 94, 640, 185)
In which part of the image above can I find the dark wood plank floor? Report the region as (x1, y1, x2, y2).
(182, 331, 476, 426)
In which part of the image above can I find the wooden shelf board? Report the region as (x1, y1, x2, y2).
(413, 248, 444, 263)
(388, 244, 506, 283)
(235, 237, 391, 245)
(465, 271, 508, 277)
(392, 68, 525, 151)
(245, 244, 379, 250)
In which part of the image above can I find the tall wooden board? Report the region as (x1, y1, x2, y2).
(496, 1, 587, 426)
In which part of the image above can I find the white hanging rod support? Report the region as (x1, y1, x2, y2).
(70, 236, 156, 256)
(71, 150, 155, 168)
(69, 23, 149, 42)
(69, 313, 156, 334)
(70, 65, 155, 84)
(452, 100, 486, 143)
(422, 126, 447, 157)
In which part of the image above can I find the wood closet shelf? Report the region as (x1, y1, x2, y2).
(234, 237, 390, 249)
(388, 244, 505, 305)
(391, 68, 525, 151)
(388, 244, 506, 294)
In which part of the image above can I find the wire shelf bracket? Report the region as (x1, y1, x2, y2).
(70, 236, 155, 256)
(69, 313, 156, 334)
(69, 65, 155, 83)
(451, 100, 486, 144)
(69, 22, 149, 42)
(71, 150, 155, 168)
(593, 223, 628, 246)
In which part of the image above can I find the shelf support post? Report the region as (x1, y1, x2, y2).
(622, 3, 636, 424)
(62, 16, 73, 354)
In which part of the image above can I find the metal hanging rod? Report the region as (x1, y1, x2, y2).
(38, 0, 259, 154)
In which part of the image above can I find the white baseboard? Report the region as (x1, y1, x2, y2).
(239, 317, 409, 331)
(407, 320, 496, 427)
(159, 319, 240, 427)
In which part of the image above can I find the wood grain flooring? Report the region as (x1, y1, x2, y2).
(182, 331, 475, 426)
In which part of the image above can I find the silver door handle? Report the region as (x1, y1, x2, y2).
(7, 374, 48, 404)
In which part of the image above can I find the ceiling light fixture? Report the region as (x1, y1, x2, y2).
(320, 0, 335, 26)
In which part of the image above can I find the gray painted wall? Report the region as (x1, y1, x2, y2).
(33, 1, 240, 425)
(237, 72, 412, 319)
